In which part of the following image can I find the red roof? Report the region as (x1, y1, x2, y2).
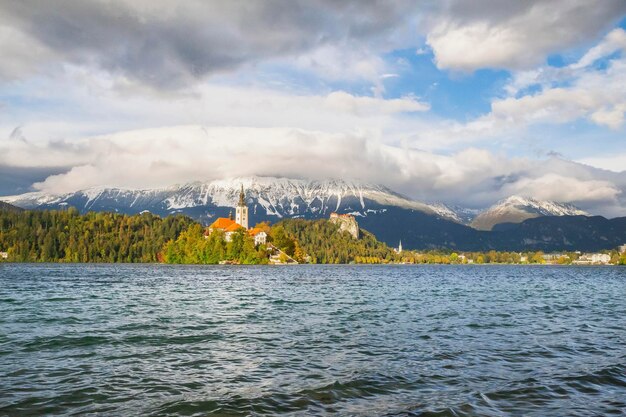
(248, 227, 266, 236)
(209, 217, 237, 229)
(224, 222, 244, 232)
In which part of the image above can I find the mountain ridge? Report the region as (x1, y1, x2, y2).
(4, 176, 621, 252)
(1, 176, 460, 223)
(471, 195, 589, 231)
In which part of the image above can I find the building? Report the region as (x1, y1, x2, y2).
(0, 252, 8, 259)
(619, 244, 626, 254)
(542, 253, 563, 262)
(235, 185, 249, 230)
(206, 214, 244, 242)
(329, 212, 359, 239)
(249, 227, 267, 246)
(205, 185, 265, 245)
(574, 253, 611, 265)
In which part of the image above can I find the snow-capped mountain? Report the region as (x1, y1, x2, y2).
(428, 203, 481, 225)
(3, 179, 622, 252)
(1, 176, 459, 223)
(470, 195, 589, 231)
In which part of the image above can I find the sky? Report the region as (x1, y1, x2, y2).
(1, 0, 626, 216)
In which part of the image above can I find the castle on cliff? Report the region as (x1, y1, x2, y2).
(329, 212, 360, 239)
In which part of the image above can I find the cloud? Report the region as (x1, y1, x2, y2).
(1, 1, 625, 218)
(500, 173, 620, 203)
(579, 153, 626, 173)
(1, 125, 624, 216)
(426, 0, 626, 71)
(325, 91, 429, 115)
(572, 28, 626, 70)
(492, 55, 626, 130)
(0, 0, 416, 89)
(0, 25, 56, 80)
(2, 0, 623, 90)
(0, 76, 431, 149)
(407, 28, 626, 152)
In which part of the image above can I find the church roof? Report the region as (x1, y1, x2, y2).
(209, 217, 237, 230)
(224, 222, 244, 232)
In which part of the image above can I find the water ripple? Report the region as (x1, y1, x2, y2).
(0, 264, 625, 416)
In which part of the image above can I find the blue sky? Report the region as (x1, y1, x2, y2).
(0, 1, 626, 215)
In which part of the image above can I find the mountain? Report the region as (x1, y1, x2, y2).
(3, 177, 622, 252)
(1, 176, 459, 224)
(0, 201, 23, 212)
(492, 215, 626, 252)
(470, 196, 589, 231)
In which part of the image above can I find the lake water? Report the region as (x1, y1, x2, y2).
(0, 264, 625, 416)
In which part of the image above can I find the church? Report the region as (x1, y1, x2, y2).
(205, 185, 267, 246)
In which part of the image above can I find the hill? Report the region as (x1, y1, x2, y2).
(0, 201, 24, 212)
(279, 218, 394, 263)
(0, 208, 194, 262)
(493, 215, 626, 252)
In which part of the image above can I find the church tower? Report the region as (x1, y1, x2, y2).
(235, 184, 249, 229)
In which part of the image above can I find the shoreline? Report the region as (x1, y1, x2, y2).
(1, 262, 622, 267)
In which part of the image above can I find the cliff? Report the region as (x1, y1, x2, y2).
(329, 213, 360, 239)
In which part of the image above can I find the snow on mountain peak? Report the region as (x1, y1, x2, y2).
(2, 176, 462, 222)
(470, 195, 589, 230)
(493, 195, 589, 216)
(1, 177, 593, 228)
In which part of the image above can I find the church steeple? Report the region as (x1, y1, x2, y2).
(395, 240, 402, 254)
(238, 184, 245, 206)
(235, 184, 249, 229)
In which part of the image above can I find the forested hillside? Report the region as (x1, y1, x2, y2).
(278, 219, 395, 263)
(0, 207, 194, 262)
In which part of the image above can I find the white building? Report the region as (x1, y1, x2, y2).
(250, 229, 267, 246)
(0, 252, 8, 259)
(575, 253, 611, 265)
(618, 244, 626, 254)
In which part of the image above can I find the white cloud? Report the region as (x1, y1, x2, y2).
(427, 0, 626, 71)
(408, 27, 626, 153)
(578, 153, 626, 173)
(1, 125, 624, 216)
(0, 68, 432, 146)
(493, 59, 626, 130)
(501, 173, 621, 203)
(1, 0, 625, 218)
(325, 91, 428, 115)
(572, 28, 626, 69)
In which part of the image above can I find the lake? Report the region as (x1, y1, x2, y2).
(0, 264, 625, 416)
